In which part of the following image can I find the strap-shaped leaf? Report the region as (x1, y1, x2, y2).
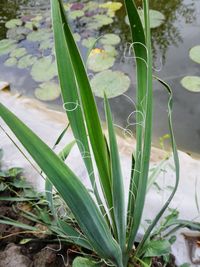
(51, 0, 113, 215)
(104, 95, 126, 250)
(125, 0, 153, 252)
(0, 103, 123, 266)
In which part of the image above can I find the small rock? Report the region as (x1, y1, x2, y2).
(0, 243, 33, 267)
(0, 82, 10, 91)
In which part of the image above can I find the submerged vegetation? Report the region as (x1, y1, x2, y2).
(0, 0, 200, 266)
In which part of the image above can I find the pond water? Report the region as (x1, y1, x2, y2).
(0, 0, 200, 156)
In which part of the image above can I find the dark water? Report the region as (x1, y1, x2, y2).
(0, 0, 200, 156)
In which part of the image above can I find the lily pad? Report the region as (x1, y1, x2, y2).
(100, 34, 121, 46)
(99, 2, 123, 17)
(34, 82, 60, 101)
(90, 70, 130, 98)
(10, 47, 27, 58)
(31, 56, 57, 82)
(189, 45, 200, 64)
(103, 45, 118, 56)
(82, 37, 97, 48)
(39, 40, 54, 50)
(87, 15, 113, 30)
(4, 57, 18, 67)
(27, 29, 52, 42)
(181, 76, 200, 92)
(18, 55, 37, 69)
(5, 19, 22, 29)
(73, 33, 81, 42)
(0, 39, 17, 56)
(68, 10, 84, 20)
(7, 26, 30, 41)
(125, 9, 165, 29)
(87, 49, 115, 72)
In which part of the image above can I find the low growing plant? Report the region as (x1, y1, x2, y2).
(0, 0, 183, 266)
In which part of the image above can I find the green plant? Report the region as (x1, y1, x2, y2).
(0, 0, 180, 266)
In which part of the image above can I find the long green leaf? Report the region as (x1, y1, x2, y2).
(104, 95, 126, 250)
(134, 77, 180, 257)
(51, 0, 113, 218)
(125, 0, 153, 252)
(0, 103, 123, 266)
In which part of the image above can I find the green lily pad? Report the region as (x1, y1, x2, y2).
(31, 56, 57, 82)
(99, 2, 123, 17)
(10, 47, 27, 58)
(82, 37, 97, 48)
(189, 45, 200, 64)
(18, 55, 37, 69)
(90, 70, 130, 98)
(4, 57, 18, 67)
(73, 33, 81, 42)
(0, 39, 17, 56)
(68, 10, 84, 20)
(7, 26, 30, 41)
(5, 19, 22, 29)
(103, 45, 118, 56)
(100, 34, 121, 46)
(87, 15, 113, 30)
(181, 76, 200, 92)
(39, 40, 54, 50)
(27, 29, 52, 42)
(125, 9, 165, 29)
(87, 50, 115, 72)
(34, 82, 60, 101)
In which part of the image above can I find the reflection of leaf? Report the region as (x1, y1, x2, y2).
(181, 76, 200, 92)
(189, 45, 200, 64)
(34, 82, 60, 101)
(18, 55, 37, 69)
(5, 19, 22, 29)
(90, 70, 130, 98)
(31, 56, 57, 82)
(125, 9, 165, 29)
(87, 50, 115, 72)
(4, 57, 18, 67)
(100, 34, 121, 46)
(10, 47, 27, 58)
(0, 39, 17, 56)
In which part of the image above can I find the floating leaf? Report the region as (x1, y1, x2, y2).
(87, 15, 113, 30)
(10, 47, 27, 58)
(125, 9, 165, 29)
(27, 29, 52, 42)
(82, 37, 96, 48)
(34, 82, 60, 101)
(103, 45, 118, 56)
(100, 34, 121, 46)
(90, 70, 130, 98)
(87, 49, 115, 72)
(99, 2, 123, 17)
(7, 26, 29, 41)
(189, 45, 200, 64)
(39, 40, 54, 50)
(18, 55, 37, 69)
(181, 76, 200, 92)
(68, 10, 84, 20)
(31, 56, 57, 82)
(5, 19, 22, 29)
(4, 57, 17, 67)
(0, 39, 17, 56)
(73, 33, 81, 42)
